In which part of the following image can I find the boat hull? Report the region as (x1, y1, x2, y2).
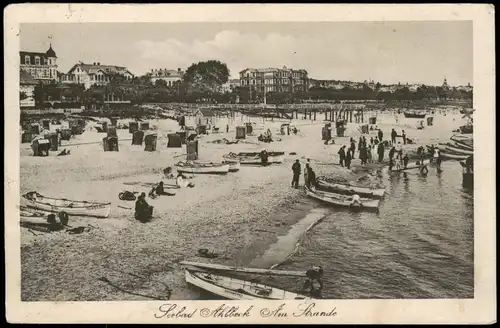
(440, 152, 469, 160)
(185, 269, 310, 300)
(443, 145, 473, 156)
(389, 159, 431, 172)
(403, 112, 426, 118)
(22, 193, 111, 218)
(306, 188, 380, 210)
(176, 163, 230, 174)
(223, 154, 283, 165)
(316, 179, 385, 198)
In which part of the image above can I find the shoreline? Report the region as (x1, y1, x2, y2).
(20, 111, 470, 301)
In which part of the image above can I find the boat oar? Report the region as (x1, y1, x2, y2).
(118, 205, 132, 210)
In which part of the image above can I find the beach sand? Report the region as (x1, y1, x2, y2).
(19, 109, 469, 301)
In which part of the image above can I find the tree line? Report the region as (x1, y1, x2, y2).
(29, 60, 473, 109)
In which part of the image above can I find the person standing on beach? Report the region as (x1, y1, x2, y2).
(358, 146, 366, 165)
(378, 129, 384, 142)
(402, 154, 409, 169)
(345, 150, 352, 169)
(402, 130, 407, 145)
(377, 142, 385, 163)
(391, 129, 397, 145)
(435, 149, 443, 172)
(367, 145, 373, 163)
(338, 146, 346, 167)
(389, 146, 396, 162)
(291, 160, 301, 188)
(350, 139, 356, 159)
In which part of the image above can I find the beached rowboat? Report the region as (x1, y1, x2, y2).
(403, 112, 426, 119)
(388, 159, 431, 172)
(306, 187, 380, 210)
(185, 269, 311, 300)
(180, 261, 308, 277)
(194, 160, 240, 172)
(176, 162, 230, 174)
(236, 151, 285, 157)
(316, 179, 385, 198)
(223, 154, 283, 164)
(22, 192, 111, 218)
(441, 144, 473, 156)
(440, 152, 469, 160)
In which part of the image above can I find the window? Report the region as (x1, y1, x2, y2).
(35, 57, 40, 65)
(25, 56, 30, 65)
(44, 58, 48, 65)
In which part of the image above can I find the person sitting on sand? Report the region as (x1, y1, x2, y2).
(155, 181, 174, 196)
(259, 149, 269, 165)
(135, 192, 153, 223)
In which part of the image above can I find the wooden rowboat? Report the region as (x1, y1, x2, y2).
(223, 154, 283, 164)
(22, 192, 111, 218)
(389, 159, 431, 172)
(236, 151, 285, 157)
(176, 162, 230, 174)
(441, 144, 473, 156)
(403, 111, 426, 118)
(440, 152, 469, 160)
(316, 179, 385, 198)
(180, 261, 307, 277)
(185, 269, 311, 300)
(306, 187, 380, 210)
(194, 160, 240, 172)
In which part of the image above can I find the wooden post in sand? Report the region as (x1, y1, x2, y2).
(349, 110, 353, 123)
(313, 110, 317, 121)
(324, 111, 328, 121)
(304, 109, 307, 120)
(361, 109, 364, 123)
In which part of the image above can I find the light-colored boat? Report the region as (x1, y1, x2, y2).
(185, 269, 311, 300)
(389, 159, 431, 172)
(316, 179, 385, 198)
(223, 154, 283, 164)
(237, 151, 285, 157)
(440, 152, 469, 160)
(22, 192, 111, 218)
(195, 160, 240, 172)
(180, 261, 307, 277)
(305, 187, 380, 210)
(176, 162, 230, 174)
(442, 144, 473, 156)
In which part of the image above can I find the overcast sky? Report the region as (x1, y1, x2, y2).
(20, 21, 472, 86)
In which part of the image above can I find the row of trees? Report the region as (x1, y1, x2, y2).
(30, 59, 472, 108)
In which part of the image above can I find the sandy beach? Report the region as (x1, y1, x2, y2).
(20, 109, 469, 301)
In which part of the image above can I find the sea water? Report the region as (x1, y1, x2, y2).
(259, 160, 474, 299)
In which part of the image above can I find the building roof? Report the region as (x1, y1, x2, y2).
(68, 63, 131, 76)
(196, 108, 215, 117)
(20, 70, 38, 85)
(150, 68, 184, 78)
(46, 44, 57, 57)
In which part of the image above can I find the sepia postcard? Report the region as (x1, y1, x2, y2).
(4, 3, 496, 324)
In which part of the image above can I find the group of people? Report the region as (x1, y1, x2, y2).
(291, 158, 317, 189)
(391, 128, 407, 145)
(388, 143, 409, 171)
(337, 132, 390, 168)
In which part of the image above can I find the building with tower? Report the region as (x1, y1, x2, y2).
(19, 43, 59, 84)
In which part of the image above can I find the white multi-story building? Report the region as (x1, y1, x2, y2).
(149, 68, 184, 86)
(239, 66, 308, 94)
(60, 62, 134, 89)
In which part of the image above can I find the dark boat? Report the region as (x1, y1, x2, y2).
(403, 111, 426, 119)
